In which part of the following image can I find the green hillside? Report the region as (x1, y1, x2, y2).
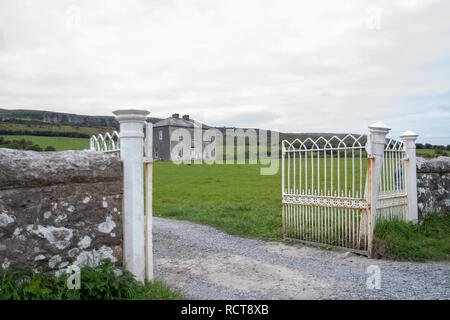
(0, 108, 162, 138)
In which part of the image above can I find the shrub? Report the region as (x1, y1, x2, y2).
(0, 137, 34, 150)
(44, 146, 56, 151)
(25, 144, 43, 152)
(1, 142, 22, 150)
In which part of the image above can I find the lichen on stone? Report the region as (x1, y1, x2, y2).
(98, 216, 116, 234)
(0, 212, 15, 227)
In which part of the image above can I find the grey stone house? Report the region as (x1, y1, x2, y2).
(152, 113, 215, 161)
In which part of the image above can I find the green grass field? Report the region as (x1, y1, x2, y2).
(0, 135, 89, 151)
(153, 161, 283, 240)
(416, 148, 449, 157)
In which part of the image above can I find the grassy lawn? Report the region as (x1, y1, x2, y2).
(0, 260, 184, 300)
(0, 135, 89, 151)
(373, 213, 450, 261)
(153, 161, 283, 240)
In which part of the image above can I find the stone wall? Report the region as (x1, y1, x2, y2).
(417, 156, 450, 218)
(0, 148, 123, 274)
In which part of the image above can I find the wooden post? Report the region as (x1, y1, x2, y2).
(366, 157, 373, 254)
(144, 120, 154, 281)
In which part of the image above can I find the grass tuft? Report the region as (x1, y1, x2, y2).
(373, 213, 450, 261)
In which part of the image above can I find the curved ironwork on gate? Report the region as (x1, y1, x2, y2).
(90, 131, 120, 152)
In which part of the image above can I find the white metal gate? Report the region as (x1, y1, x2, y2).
(377, 138, 408, 221)
(281, 123, 417, 256)
(281, 134, 370, 253)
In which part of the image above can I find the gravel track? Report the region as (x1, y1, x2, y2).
(153, 217, 449, 300)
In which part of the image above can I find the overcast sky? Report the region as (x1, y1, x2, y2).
(0, 0, 449, 144)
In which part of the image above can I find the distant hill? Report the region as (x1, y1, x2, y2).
(0, 108, 162, 138)
(0, 108, 120, 128)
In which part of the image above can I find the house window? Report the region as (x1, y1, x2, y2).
(154, 147, 158, 158)
(178, 148, 183, 157)
(159, 130, 163, 140)
(179, 134, 183, 141)
(190, 148, 196, 157)
(191, 131, 195, 141)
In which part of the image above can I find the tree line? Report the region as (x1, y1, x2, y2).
(416, 143, 450, 151)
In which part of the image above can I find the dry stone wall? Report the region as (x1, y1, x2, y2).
(416, 156, 450, 218)
(0, 148, 123, 274)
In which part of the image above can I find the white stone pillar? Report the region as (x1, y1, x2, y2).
(400, 131, 419, 223)
(113, 109, 149, 283)
(367, 121, 390, 255)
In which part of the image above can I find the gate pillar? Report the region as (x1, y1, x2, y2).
(113, 109, 149, 282)
(367, 121, 390, 255)
(400, 131, 419, 223)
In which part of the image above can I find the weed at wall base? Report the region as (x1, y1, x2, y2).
(0, 259, 184, 300)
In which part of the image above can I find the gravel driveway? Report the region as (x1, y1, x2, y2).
(153, 217, 449, 300)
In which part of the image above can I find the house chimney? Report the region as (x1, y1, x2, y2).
(182, 114, 189, 120)
(172, 113, 179, 119)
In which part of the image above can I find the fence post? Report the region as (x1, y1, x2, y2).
(367, 121, 390, 256)
(113, 109, 149, 283)
(144, 119, 154, 281)
(400, 131, 419, 223)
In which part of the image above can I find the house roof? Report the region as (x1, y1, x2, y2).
(153, 116, 211, 129)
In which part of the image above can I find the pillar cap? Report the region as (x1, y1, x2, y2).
(400, 130, 419, 139)
(368, 121, 390, 132)
(113, 109, 150, 122)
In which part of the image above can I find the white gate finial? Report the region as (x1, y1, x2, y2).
(400, 130, 419, 223)
(368, 121, 390, 133)
(113, 109, 149, 283)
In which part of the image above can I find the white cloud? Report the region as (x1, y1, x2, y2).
(0, 0, 448, 143)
